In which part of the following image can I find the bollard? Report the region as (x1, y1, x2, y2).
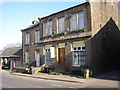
(84, 69, 89, 78)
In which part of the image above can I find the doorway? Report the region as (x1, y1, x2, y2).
(58, 48, 65, 67)
(35, 50, 40, 67)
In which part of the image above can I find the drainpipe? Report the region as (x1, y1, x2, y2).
(21, 29, 24, 67)
(10, 59, 13, 71)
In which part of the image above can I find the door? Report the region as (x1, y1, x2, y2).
(58, 48, 65, 67)
(45, 49, 51, 65)
(35, 50, 40, 67)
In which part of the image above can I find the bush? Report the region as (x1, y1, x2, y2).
(12, 67, 29, 73)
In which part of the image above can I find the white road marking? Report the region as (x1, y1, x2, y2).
(50, 84, 62, 87)
(70, 86, 76, 88)
(3, 84, 14, 88)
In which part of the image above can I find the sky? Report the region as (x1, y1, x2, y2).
(0, 0, 86, 50)
(0, 0, 119, 50)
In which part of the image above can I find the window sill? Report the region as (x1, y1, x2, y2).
(41, 28, 85, 40)
(70, 28, 84, 32)
(73, 65, 80, 67)
(43, 34, 52, 38)
(24, 43, 30, 46)
(34, 41, 40, 44)
(56, 32, 64, 35)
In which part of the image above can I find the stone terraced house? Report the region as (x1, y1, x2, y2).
(0, 47, 22, 69)
(21, 1, 120, 75)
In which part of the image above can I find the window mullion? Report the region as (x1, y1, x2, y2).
(48, 22, 50, 35)
(77, 13, 78, 29)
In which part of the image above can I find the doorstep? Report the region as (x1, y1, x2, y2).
(11, 72, 85, 83)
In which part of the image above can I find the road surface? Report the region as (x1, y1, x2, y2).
(1, 70, 119, 88)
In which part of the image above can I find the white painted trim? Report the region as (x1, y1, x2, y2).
(72, 46, 85, 67)
(35, 50, 40, 67)
(56, 45, 58, 61)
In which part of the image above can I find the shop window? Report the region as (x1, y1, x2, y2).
(73, 46, 85, 67)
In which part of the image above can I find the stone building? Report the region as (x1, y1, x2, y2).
(0, 47, 22, 69)
(21, 1, 119, 75)
(118, 1, 120, 29)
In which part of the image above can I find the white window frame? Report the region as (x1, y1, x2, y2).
(25, 50, 30, 63)
(71, 11, 84, 31)
(44, 22, 49, 36)
(35, 30, 40, 42)
(35, 50, 40, 67)
(71, 13, 78, 30)
(26, 33, 30, 44)
(45, 48, 52, 65)
(49, 21, 52, 35)
(72, 46, 85, 67)
(78, 11, 84, 29)
(58, 17, 65, 33)
(43, 21, 52, 36)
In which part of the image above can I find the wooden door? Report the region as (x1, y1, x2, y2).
(58, 48, 65, 67)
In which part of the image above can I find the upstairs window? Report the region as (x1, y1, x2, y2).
(78, 11, 84, 29)
(58, 17, 65, 33)
(49, 21, 52, 35)
(71, 13, 77, 30)
(26, 33, 30, 44)
(71, 11, 84, 30)
(35, 30, 40, 42)
(44, 22, 49, 36)
(43, 21, 52, 36)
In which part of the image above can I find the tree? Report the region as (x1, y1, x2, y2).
(3, 42, 22, 49)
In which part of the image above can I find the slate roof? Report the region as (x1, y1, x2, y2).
(0, 47, 22, 58)
(0, 50, 3, 54)
(21, 2, 89, 31)
(21, 22, 39, 31)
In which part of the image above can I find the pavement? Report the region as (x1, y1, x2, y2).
(11, 72, 86, 83)
(2, 70, 119, 88)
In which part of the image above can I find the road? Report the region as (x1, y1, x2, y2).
(1, 70, 119, 88)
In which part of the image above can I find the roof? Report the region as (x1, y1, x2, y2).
(0, 50, 3, 54)
(40, 2, 89, 19)
(21, 22, 40, 31)
(0, 47, 22, 58)
(21, 2, 89, 31)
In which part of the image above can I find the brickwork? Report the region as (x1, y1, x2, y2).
(86, 1, 120, 75)
(118, 2, 120, 29)
(21, 1, 119, 75)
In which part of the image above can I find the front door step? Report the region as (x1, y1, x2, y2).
(49, 71, 62, 75)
